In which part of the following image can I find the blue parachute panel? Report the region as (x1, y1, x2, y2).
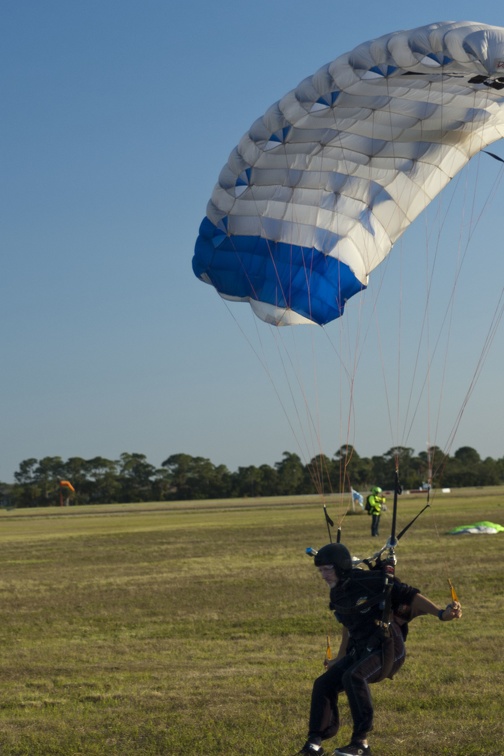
(194, 219, 364, 326)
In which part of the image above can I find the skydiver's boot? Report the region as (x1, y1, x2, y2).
(333, 742, 372, 756)
(297, 741, 325, 755)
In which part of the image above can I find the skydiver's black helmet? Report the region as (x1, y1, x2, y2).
(314, 543, 352, 576)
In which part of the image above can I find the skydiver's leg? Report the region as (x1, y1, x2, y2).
(341, 650, 382, 741)
(342, 627, 406, 742)
(371, 514, 380, 536)
(307, 657, 352, 742)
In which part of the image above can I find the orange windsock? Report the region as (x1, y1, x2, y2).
(60, 480, 75, 493)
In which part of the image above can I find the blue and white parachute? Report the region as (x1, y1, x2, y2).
(193, 21, 504, 326)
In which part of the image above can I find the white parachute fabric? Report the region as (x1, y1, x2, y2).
(194, 21, 504, 326)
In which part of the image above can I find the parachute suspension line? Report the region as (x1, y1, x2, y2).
(319, 314, 363, 534)
(271, 325, 335, 497)
(396, 147, 504, 460)
(387, 79, 472, 458)
(288, 107, 358, 510)
(397, 502, 431, 541)
(439, 162, 504, 459)
(323, 503, 334, 542)
(276, 328, 319, 458)
(373, 299, 397, 446)
(395, 245, 405, 451)
(401, 123, 502, 600)
(256, 318, 346, 504)
(234, 141, 341, 500)
(316, 83, 388, 529)
(390, 464, 402, 549)
(423, 158, 504, 469)
(396, 107, 492, 600)
(236, 208, 334, 490)
(426, 444, 433, 505)
(221, 301, 315, 468)
(396, 184, 442, 465)
(440, 287, 504, 460)
(430, 166, 475, 454)
(322, 317, 361, 504)
(226, 302, 348, 513)
(306, 328, 336, 497)
(382, 76, 405, 453)
(394, 76, 457, 453)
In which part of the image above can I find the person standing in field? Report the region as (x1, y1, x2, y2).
(366, 487, 386, 537)
(297, 543, 462, 756)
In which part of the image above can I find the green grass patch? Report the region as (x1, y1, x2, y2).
(0, 491, 503, 754)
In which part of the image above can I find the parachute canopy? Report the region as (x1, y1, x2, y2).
(194, 21, 504, 326)
(448, 520, 504, 534)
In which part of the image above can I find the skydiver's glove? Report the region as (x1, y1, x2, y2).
(438, 602, 462, 621)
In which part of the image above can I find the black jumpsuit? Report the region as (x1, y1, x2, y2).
(307, 568, 419, 744)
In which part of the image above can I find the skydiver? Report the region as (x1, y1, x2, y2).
(297, 543, 462, 756)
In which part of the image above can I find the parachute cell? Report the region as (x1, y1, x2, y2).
(193, 21, 504, 326)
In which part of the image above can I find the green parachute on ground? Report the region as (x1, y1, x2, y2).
(448, 521, 504, 535)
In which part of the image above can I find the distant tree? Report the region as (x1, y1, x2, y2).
(257, 464, 280, 496)
(232, 465, 264, 497)
(378, 447, 417, 489)
(496, 456, 504, 483)
(444, 446, 483, 487)
(13, 458, 40, 507)
(14, 458, 38, 485)
(370, 454, 393, 489)
(86, 456, 121, 503)
(454, 446, 481, 466)
(478, 457, 502, 486)
(62, 457, 89, 503)
(35, 457, 67, 505)
(199, 461, 232, 499)
(275, 452, 305, 495)
(418, 446, 446, 488)
(334, 445, 355, 463)
(161, 453, 194, 499)
(333, 445, 373, 489)
(8, 442, 504, 509)
(119, 453, 157, 502)
(151, 466, 173, 501)
(305, 454, 334, 495)
(161, 453, 230, 499)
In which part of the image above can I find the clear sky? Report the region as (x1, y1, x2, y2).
(2, 1, 504, 484)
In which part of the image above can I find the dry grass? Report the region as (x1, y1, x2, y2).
(0, 490, 502, 754)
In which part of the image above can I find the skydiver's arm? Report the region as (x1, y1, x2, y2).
(410, 593, 462, 621)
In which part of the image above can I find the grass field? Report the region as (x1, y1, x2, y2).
(0, 489, 502, 755)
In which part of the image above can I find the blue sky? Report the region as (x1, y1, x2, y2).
(2, 1, 504, 484)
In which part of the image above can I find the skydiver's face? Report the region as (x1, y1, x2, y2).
(318, 565, 337, 587)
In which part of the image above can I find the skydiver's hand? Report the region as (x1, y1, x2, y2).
(440, 601, 462, 621)
(323, 657, 337, 670)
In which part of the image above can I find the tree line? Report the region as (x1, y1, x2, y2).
(1, 445, 504, 509)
